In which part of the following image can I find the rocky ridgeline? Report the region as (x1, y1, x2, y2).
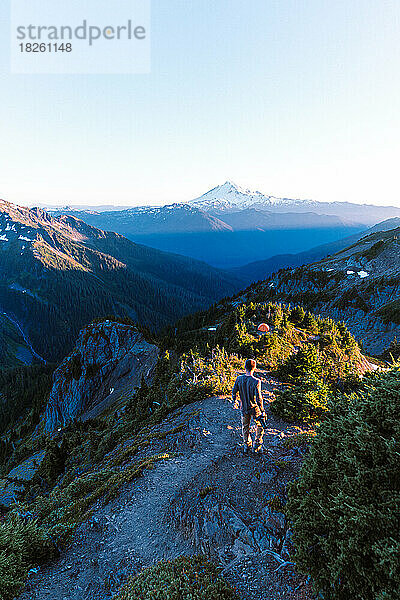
(44, 321, 159, 431)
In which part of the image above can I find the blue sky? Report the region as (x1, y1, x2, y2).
(1, 0, 400, 207)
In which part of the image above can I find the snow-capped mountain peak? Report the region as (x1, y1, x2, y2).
(188, 181, 311, 212)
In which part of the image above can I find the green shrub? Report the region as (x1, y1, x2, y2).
(199, 486, 216, 498)
(255, 332, 294, 369)
(280, 432, 316, 449)
(113, 555, 236, 600)
(381, 338, 400, 362)
(85, 363, 101, 379)
(272, 334, 362, 421)
(266, 496, 286, 513)
(0, 512, 57, 600)
(178, 347, 239, 397)
(271, 374, 330, 422)
(287, 369, 400, 600)
(289, 305, 306, 326)
(302, 311, 318, 332)
(36, 439, 66, 488)
(276, 345, 323, 382)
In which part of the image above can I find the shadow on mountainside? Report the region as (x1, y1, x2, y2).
(19, 376, 313, 600)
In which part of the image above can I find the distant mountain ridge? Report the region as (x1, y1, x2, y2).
(189, 181, 400, 224)
(63, 203, 233, 234)
(49, 182, 374, 268)
(0, 199, 241, 368)
(52, 202, 358, 235)
(47, 181, 400, 225)
(231, 217, 400, 284)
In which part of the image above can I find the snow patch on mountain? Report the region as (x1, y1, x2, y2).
(188, 181, 315, 212)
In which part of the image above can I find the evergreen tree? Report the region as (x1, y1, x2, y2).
(289, 305, 306, 325)
(288, 369, 400, 599)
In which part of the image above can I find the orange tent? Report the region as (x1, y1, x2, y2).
(257, 323, 270, 333)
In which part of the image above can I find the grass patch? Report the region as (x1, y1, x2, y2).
(0, 512, 58, 600)
(266, 496, 285, 513)
(280, 432, 316, 449)
(111, 424, 186, 467)
(199, 486, 216, 499)
(30, 452, 173, 546)
(113, 555, 237, 600)
(273, 459, 292, 470)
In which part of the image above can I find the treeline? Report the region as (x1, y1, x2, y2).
(0, 363, 55, 463)
(163, 299, 360, 369)
(0, 268, 225, 365)
(0, 229, 240, 366)
(0, 318, 25, 368)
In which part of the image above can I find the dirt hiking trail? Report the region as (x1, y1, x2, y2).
(20, 376, 313, 600)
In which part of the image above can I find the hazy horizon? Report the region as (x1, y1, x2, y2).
(14, 180, 400, 210)
(9, 178, 400, 210)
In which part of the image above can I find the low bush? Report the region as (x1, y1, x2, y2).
(272, 346, 330, 422)
(113, 555, 236, 600)
(178, 347, 240, 396)
(0, 512, 58, 600)
(287, 369, 400, 600)
(271, 375, 330, 422)
(276, 344, 323, 382)
(280, 431, 316, 449)
(381, 338, 400, 362)
(272, 339, 362, 421)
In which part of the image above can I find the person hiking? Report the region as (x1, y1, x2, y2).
(232, 358, 266, 454)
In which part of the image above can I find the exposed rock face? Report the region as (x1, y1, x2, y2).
(0, 450, 46, 507)
(44, 321, 159, 431)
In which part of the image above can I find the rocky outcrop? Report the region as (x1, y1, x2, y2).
(0, 450, 46, 507)
(44, 321, 159, 431)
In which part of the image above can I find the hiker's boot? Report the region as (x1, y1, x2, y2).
(253, 443, 263, 455)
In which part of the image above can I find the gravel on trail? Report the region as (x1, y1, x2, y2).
(20, 375, 313, 600)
